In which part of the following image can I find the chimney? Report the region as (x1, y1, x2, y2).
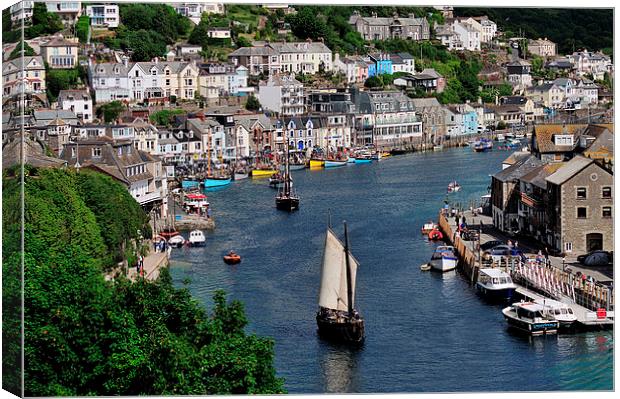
(121, 55, 128, 67)
(372, 12, 377, 18)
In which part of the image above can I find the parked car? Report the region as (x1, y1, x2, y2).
(480, 240, 504, 251)
(577, 250, 613, 266)
(484, 245, 525, 263)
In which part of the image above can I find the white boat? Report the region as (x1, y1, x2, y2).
(496, 133, 505, 142)
(476, 268, 516, 301)
(433, 145, 443, 151)
(188, 230, 206, 246)
(447, 181, 461, 193)
(168, 235, 186, 248)
(429, 245, 458, 272)
(532, 298, 578, 329)
(502, 302, 560, 336)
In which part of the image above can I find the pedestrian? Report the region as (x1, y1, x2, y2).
(507, 240, 513, 248)
(514, 241, 519, 248)
(139, 255, 144, 270)
(136, 261, 140, 274)
(544, 247, 550, 265)
(207, 207, 212, 219)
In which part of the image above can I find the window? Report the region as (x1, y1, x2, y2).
(165, 79, 170, 86)
(564, 242, 573, 252)
(602, 186, 611, 198)
(92, 147, 102, 157)
(576, 187, 587, 199)
(577, 207, 587, 219)
(602, 207, 612, 218)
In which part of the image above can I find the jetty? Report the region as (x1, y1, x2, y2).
(437, 209, 614, 330)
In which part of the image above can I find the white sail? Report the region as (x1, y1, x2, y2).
(318, 229, 359, 312)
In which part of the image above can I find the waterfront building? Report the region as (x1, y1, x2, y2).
(258, 74, 305, 116)
(2, 56, 46, 96)
(580, 124, 614, 169)
(348, 11, 430, 41)
(40, 35, 79, 69)
(516, 163, 562, 240)
(530, 124, 588, 163)
(46, 1, 82, 25)
(545, 156, 613, 254)
(528, 38, 557, 57)
(126, 117, 160, 154)
(60, 137, 168, 216)
(58, 89, 93, 123)
(446, 103, 479, 135)
(410, 97, 448, 145)
(491, 155, 544, 233)
(353, 90, 422, 148)
(85, 4, 120, 28)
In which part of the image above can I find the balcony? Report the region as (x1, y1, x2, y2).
(520, 192, 543, 209)
(135, 190, 162, 205)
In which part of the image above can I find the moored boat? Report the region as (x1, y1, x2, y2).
(251, 168, 278, 178)
(316, 221, 365, 344)
(223, 250, 242, 264)
(428, 228, 443, 241)
(371, 151, 382, 161)
(182, 179, 200, 189)
(447, 181, 461, 193)
(347, 156, 356, 163)
(324, 159, 347, 168)
(421, 221, 438, 235)
(275, 143, 300, 211)
(204, 176, 232, 188)
(309, 158, 325, 169)
(355, 152, 372, 163)
(429, 245, 458, 272)
(433, 145, 443, 151)
(532, 298, 578, 330)
(289, 163, 306, 171)
(269, 172, 284, 188)
(168, 234, 186, 248)
(476, 268, 516, 302)
(188, 230, 206, 246)
(502, 302, 560, 336)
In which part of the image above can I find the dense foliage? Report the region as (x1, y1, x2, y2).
(96, 101, 126, 123)
(456, 8, 613, 56)
(149, 109, 186, 127)
(2, 167, 285, 396)
(188, 13, 232, 50)
(45, 67, 85, 103)
(245, 94, 262, 111)
(76, 15, 90, 43)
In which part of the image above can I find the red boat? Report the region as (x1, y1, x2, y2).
(223, 251, 241, 265)
(159, 228, 180, 239)
(428, 229, 444, 241)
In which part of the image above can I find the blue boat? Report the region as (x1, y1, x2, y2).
(324, 160, 347, 168)
(347, 157, 356, 163)
(355, 157, 372, 164)
(204, 177, 232, 188)
(182, 179, 200, 189)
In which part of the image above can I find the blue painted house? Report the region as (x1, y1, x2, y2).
(367, 53, 393, 77)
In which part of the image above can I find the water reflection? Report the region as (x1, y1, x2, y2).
(319, 342, 362, 393)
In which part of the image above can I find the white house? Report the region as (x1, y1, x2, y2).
(390, 52, 415, 74)
(174, 3, 224, 25)
(58, 89, 93, 123)
(46, 1, 82, 25)
(258, 74, 305, 116)
(9, 1, 34, 23)
(452, 20, 481, 51)
(85, 4, 120, 28)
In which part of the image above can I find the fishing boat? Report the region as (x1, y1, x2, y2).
(205, 175, 232, 188)
(502, 302, 560, 336)
(355, 151, 372, 163)
(429, 245, 458, 272)
(223, 250, 242, 265)
(182, 179, 200, 190)
(421, 221, 438, 235)
(371, 151, 382, 161)
(475, 268, 517, 302)
(168, 234, 186, 248)
(316, 221, 365, 344)
(496, 133, 505, 142)
(347, 156, 356, 163)
(473, 138, 493, 152)
(289, 163, 306, 171)
(275, 143, 300, 211)
(233, 169, 249, 180)
(447, 181, 461, 193)
(433, 145, 443, 151)
(325, 160, 347, 168)
(159, 227, 180, 240)
(309, 158, 325, 169)
(251, 168, 277, 178)
(188, 230, 206, 246)
(532, 298, 578, 330)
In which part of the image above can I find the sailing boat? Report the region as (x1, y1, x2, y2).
(324, 145, 347, 168)
(204, 129, 231, 188)
(275, 142, 300, 211)
(316, 221, 365, 344)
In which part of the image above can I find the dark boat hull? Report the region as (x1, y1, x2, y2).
(275, 196, 300, 211)
(316, 314, 365, 344)
(476, 285, 515, 303)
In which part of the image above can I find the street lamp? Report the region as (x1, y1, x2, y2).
(562, 256, 566, 272)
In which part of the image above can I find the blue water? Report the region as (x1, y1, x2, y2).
(170, 147, 613, 393)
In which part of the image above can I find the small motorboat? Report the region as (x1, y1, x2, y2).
(532, 298, 578, 330)
(251, 168, 277, 178)
(223, 251, 242, 265)
(421, 221, 437, 235)
(269, 172, 284, 188)
(502, 302, 559, 336)
(188, 230, 206, 246)
(447, 181, 461, 193)
(289, 163, 306, 171)
(429, 245, 458, 272)
(428, 229, 443, 241)
(168, 235, 186, 248)
(476, 268, 517, 302)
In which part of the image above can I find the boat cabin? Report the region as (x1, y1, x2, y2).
(514, 302, 546, 321)
(478, 268, 515, 287)
(183, 193, 209, 213)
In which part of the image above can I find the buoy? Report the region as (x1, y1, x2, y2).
(420, 263, 431, 271)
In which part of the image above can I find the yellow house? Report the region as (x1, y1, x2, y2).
(40, 35, 79, 69)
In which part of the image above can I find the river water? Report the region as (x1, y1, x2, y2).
(169, 147, 613, 393)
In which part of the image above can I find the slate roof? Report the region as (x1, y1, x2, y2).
(546, 156, 595, 185)
(520, 163, 565, 189)
(2, 56, 45, 75)
(493, 155, 544, 183)
(229, 46, 278, 57)
(2, 137, 68, 169)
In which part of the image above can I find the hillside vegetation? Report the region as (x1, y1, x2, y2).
(2, 167, 285, 396)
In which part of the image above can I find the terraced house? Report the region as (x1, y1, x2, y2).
(349, 11, 430, 41)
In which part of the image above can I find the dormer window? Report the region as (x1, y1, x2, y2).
(151, 69, 157, 75)
(135, 70, 139, 77)
(554, 134, 574, 146)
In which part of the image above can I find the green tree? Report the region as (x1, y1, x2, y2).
(3, 167, 286, 396)
(76, 15, 90, 43)
(364, 76, 383, 88)
(149, 109, 185, 127)
(46, 68, 82, 102)
(286, 7, 329, 41)
(236, 36, 252, 48)
(8, 40, 36, 60)
(245, 94, 261, 111)
(96, 101, 126, 123)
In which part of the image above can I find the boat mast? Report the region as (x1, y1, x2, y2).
(284, 137, 290, 196)
(207, 127, 212, 178)
(343, 222, 353, 318)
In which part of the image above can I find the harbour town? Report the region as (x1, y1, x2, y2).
(1, 1, 614, 396)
